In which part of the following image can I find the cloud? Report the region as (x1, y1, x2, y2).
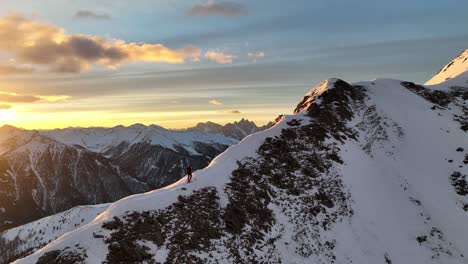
(39, 95, 72, 102)
(0, 14, 201, 74)
(0, 64, 34, 75)
(220, 110, 241, 114)
(0, 104, 11, 110)
(209, 99, 223, 105)
(204, 51, 236, 64)
(248, 51, 265, 58)
(190, 1, 246, 17)
(248, 51, 265, 63)
(0, 92, 70, 103)
(0, 92, 41, 103)
(74, 10, 111, 20)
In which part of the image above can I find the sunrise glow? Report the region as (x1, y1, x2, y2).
(0, 109, 16, 122)
(0, 1, 466, 130)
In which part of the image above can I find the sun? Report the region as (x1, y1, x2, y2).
(0, 109, 16, 123)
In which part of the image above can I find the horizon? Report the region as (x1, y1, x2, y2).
(0, 117, 265, 131)
(0, 0, 467, 129)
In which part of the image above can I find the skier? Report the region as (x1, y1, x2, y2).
(186, 164, 193, 183)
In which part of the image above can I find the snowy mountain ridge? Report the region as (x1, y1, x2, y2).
(187, 118, 272, 140)
(12, 58, 468, 263)
(43, 123, 237, 155)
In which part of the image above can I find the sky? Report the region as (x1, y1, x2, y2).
(0, 0, 467, 129)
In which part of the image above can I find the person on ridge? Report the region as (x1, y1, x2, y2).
(186, 164, 193, 183)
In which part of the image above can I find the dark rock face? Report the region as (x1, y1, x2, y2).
(101, 187, 222, 264)
(401, 81, 453, 107)
(36, 248, 86, 264)
(451, 171, 468, 196)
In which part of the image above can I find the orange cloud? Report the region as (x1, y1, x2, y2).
(0, 64, 34, 75)
(0, 92, 40, 103)
(204, 51, 236, 64)
(0, 104, 11, 110)
(0, 14, 201, 73)
(0, 92, 70, 103)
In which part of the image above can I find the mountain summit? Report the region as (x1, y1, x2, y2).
(10, 53, 468, 263)
(426, 49, 468, 85)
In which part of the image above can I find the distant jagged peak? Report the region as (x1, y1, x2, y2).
(426, 49, 468, 85)
(188, 118, 269, 140)
(194, 118, 256, 128)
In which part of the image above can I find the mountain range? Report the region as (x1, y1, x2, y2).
(187, 118, 273, 140)
(0, 120, 267, 235)
(3, 49, 468, 264)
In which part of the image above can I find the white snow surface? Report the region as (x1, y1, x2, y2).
(426, 49, 468, 85)
(43, 124, 238, 154)
(330, 77, 468, 263)
(14, 70, 468, 263)
(1, 204, 109, 260)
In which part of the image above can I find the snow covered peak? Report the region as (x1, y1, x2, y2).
(189, 118, 268, 140)
(294, 78, 347, 113)
(426, 49, 468, 85)
(43, 124, 237, 154)
(0, 125, 39, 155)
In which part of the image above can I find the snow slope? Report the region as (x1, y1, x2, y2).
(14, 55, 468, 264)
(0, 204, 108, 264)
(426, 49, 468, 85)
(331, 78, 467, 263)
